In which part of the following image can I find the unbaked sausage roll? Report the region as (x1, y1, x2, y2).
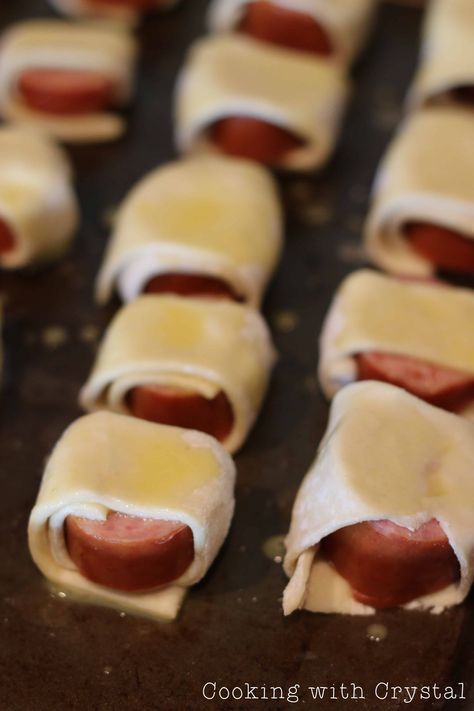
(365, 107, 474, 277)
(0, 21, 137, 143)
(319, 270, 474, 414)
(80, 295, 276, 453)
(283, 381, 474, 615)
(28, 412, 235, 621)
(96, 156, 282, 308)
(48, 0, 178, 23)
(407, 0, 474, 111)
(208, 0, 377, 65)
(175, 35, 349, 171)
(0, 126, 78, 269)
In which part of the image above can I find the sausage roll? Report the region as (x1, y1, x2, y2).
(0, 126, 78, 269)
(175, 35, 349, 171)
(48, 0, 179, 23)
(28, 412, 236, 620)
(283, 381, 474, 615)
(0, 21, 137, 143)
(208, 0, 377, 65)
(407, 0, 474, 110)
(319, 270, 474, 413)
(365, 107, 474, 277)
(96, 156, 282, 308)
(80, 295, 276, 453)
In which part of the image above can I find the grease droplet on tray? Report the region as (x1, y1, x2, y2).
(262, 535, 286, 563)
(273, 310, 299, 334)
(366, 623, 388, 642)
(42, 326, 68, 350)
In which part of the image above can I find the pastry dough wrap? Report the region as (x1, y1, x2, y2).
(407, 0, 474, 109)
(95, 156, 283, 307)
(80, 295, 276, 453)
(175, 35, 349, 172)
(365, 107, 474, 276)
(283, 381, 474, 615)
(319, 270, 474, 401)
(28, 411, 236, 620)
(207, 0, 377, 66)
(0, 21, 137, 143)
(48, 0, 179, 23)
(0, 126, 78, 269)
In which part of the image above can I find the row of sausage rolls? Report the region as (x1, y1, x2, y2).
(28, 153, 280, 618)
(0, 155, 278, 451)
(0, 21, 137, 143)
(0, 126, 78, 268)
(365, 0, 474, 278)
(283, 0, 474, 615)
(29, 412, 236, 620)
(46, 0, 375, 58)
(283, 380, 474, 615)
(91, 157, 279, 453)
(48, 0, 179, 23)
(174, 0, 378, 170)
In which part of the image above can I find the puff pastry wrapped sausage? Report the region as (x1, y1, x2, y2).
(0, 20, 137, 143)
(29, 412, 235, 620)
(96, 156, 282, 307)
(319, 270, 474, 413)
(175, 35, 349, 171)
(283, 381, 474, 615)
(0, 126, 78, 269)
(80, 295, 276, 453)
(365, 108, 474, 277)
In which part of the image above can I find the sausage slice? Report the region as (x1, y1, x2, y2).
(405, 222, 474, 275)
(356, 351, 474, 411)
(0, 217, 15, 254)
(65, 512, 194, 592)
(322, 519, 460, 608)
(18, 69, 116, 116)
(210, 116, 304, 165)
(127, 385, 234, 442)
(144, 272, 240, 301)
(239, 1, 334, 56)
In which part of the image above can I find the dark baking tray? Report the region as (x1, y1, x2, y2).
(0, 1, 473, 709)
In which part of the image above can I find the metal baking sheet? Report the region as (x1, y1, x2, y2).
(0, 1, 473, 709)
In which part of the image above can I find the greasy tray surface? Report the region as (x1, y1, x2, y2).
(0, 1, 473, 710)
